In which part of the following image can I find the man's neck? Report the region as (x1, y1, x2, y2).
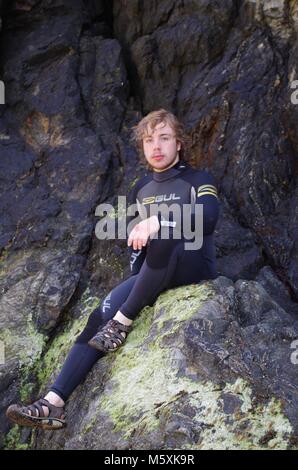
(153, 156, 180, 173)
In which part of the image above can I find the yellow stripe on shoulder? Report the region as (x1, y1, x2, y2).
(197, 191, 218, 199)
(197, 188, 217, 196)
(197, 184, 217, 193)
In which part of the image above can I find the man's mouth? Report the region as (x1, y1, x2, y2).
(152, 155, 164, 160)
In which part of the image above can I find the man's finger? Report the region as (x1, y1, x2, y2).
(127, 228, 136, 247)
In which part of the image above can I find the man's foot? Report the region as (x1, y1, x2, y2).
(88, 319, 132, 353)
(6, 398, 66, 430)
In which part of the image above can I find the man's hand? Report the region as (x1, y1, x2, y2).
(127, 215, 160, 251)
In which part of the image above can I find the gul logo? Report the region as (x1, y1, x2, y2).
(130, 249, 143, 265)
(0, 81, 5, 104)
(142, 193, 181, 205)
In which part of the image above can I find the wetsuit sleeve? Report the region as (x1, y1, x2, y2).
(126, 179, 147, 276)
(155, 170, 219, 237)
(193, 171, 219, 235)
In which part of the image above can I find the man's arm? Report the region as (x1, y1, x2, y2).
(126, 178, 148, 276)
(155, 170, 219, 238)
(192, 171, 219, 235)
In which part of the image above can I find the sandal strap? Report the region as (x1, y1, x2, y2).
(27, 403, 44, 417)
(103, 337, 118, 349)
(96, 319, 131, 350)
(39, 398, 66, 419)
(107, 319, 132, 333)
(106, 329, 126, 342)
(22, 398, 65, 420)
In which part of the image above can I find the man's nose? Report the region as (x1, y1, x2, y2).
(153, 138, 161, 148)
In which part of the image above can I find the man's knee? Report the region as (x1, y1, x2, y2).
(100, 291, 113, 322)
(146, 238, 181, 269)
(75, 306, 104, 344)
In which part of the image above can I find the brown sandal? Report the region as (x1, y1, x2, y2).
(6, 398, 66, 430)
(88, 319, 132, 353)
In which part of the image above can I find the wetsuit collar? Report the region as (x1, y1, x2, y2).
(152, 160, 188, 182)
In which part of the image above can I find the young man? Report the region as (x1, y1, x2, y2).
(6, 109, 219, 430)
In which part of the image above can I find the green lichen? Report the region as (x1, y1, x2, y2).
(4, 288, 101, 450)
(0, 309, 46, 411)
(82, 415, 98, 435)
(128, 177, 140, 191)
(4, 425, 29, 450)
(0, 316, 46, 368)
(0, 247, 31, 278)
(224, 377, 253, 413)
(19, 376, 35, 402)
(153, 282, 215, 333)
(98, 283, 216, 436)
(0, 247, 10, 266)
(87, 283, 294, 449)
(184, 379, 293, 450)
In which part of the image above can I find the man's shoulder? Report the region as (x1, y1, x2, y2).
(133, 172, 153, 187)
(128, 172, 153, 197)
(181, 163, 216, 185)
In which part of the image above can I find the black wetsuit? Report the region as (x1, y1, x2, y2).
(49, 160, 220, 401)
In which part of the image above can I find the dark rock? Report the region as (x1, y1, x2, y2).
(0, 0, 298, 450)
(27, 277, 298, 450)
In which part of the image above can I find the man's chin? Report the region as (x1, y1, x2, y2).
(151, 158, 167, 168)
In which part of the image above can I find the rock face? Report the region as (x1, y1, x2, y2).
(0, 0, 298, 450)
(13, 277, 298, 450)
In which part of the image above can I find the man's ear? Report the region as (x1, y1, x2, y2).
(177, 141, 181, 152)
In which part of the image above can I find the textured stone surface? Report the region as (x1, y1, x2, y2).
(25, 277, 298, 450)
(0, 0, 298, 449)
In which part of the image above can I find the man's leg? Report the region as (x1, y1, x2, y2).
(6, 275, 139, 427)
(48, 236, 215, 402)
(118, 237, 184, 320)
(116, 235, 216, 322)
(89, 235, 217, 355)
(48, 275, 138, 402)
(87, 239, 184, 352)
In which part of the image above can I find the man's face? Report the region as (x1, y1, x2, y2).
(142, 121, 181, 171)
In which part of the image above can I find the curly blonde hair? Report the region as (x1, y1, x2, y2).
(130, 108, 191, 169)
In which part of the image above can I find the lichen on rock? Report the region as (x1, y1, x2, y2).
(30, 278, 298, 450)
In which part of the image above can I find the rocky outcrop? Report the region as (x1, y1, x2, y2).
(114, 0, 298, 295)
(5, 276, 297, 450)
(1, 0, 298, 450)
